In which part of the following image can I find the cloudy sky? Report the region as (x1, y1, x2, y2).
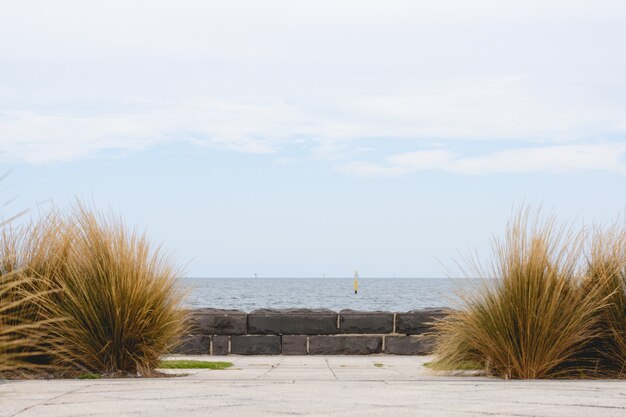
(1, 0, 625, 277)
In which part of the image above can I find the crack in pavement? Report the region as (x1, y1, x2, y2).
(10, 384, 93, 417)
(256, 357, 284, 379)
(324, 358, 338, 381)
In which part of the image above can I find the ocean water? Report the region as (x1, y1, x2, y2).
(180, 278, 467, 312)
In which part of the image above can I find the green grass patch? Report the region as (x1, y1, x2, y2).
(373, 363, 384, 368)
(158, 360, 233, 370)
(78, 373, 102, 379)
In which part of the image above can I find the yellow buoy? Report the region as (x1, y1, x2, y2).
(354, 270, 359, 294)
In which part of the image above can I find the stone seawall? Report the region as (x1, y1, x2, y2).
(174, 308, 449, 355)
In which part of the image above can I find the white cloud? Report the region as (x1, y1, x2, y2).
(340, 75, 626, 143)
(1, 0, 626, 168)
(0, 99, 307, 163)
(339, 143, 626, 177)
(448, 145, 626, 174)
(3, 79, 626, 165)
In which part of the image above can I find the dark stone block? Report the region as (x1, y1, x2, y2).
(172, 334, 210, 355)
(282, 335, 308, 355)
(188, 308, 247, 335)
(339, 310, 394, 334)
(248, 308, 338, 335)
(211, 335, 230, 355)
(384, 335, 435, 355)
(231, 335, 281, 355)
(395, 308, 449, 335)
(308, 336, 382, 355)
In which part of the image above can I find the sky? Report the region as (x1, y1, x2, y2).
(1, 0, 626, 277)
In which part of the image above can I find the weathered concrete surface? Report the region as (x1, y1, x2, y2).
(2, 356, 625, 417)
(339, 310, 394, 334)
(248, 308, 339, 335)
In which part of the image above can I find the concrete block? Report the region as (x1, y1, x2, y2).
(248, 308, 338, 335)
(395, 308, 448, 334)
(309, 336, 382, 355)
(188, 308, 247, 335)
(211, 335, 230, 355)
(282, 335, 308, 355)
(339, 310, 394, 334)
(384, 335, 435, 355)
(172, 334, 210, 355)
(231, 335, 281, 355)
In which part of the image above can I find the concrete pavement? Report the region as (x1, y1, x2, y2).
(2, 355, 626, 417)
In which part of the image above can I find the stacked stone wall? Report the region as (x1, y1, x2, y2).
(175, 308, 449, 355)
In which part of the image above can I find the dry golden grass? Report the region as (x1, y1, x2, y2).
(582, 225, 626, 376)
(0, 273, 48, 372)
(0, 211, 71, 370)
(0, 197, 57, 373)
(1, 203, 188, 377)
(432, 208, 610, 379)
(40, 205, 188, 376)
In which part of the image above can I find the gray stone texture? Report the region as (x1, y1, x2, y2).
(309, 336, 383, 355)
(339, 310, 394, 334)
(172, 334, 210, 355)
(211, 335, 230, 355)
(178, 308, 452, 355)
(230, 335, 281, 355)
(281, 335, 308, 355)
(384, 335, 435, 355)
(248, 308, 339, 335)
(188, 308, 247, 335)
(395, 308, 448, 335)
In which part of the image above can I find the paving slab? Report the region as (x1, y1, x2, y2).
(1, 355, 625, 417)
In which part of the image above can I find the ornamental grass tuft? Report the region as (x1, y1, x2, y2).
(431, 208, 612, 379)
(1, 203, 188, 377)
(42, 205, 188, 376)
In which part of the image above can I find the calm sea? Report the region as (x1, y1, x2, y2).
(180, 278, 466, 312)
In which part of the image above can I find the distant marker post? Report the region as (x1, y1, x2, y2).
(354, 270, 359, 294)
